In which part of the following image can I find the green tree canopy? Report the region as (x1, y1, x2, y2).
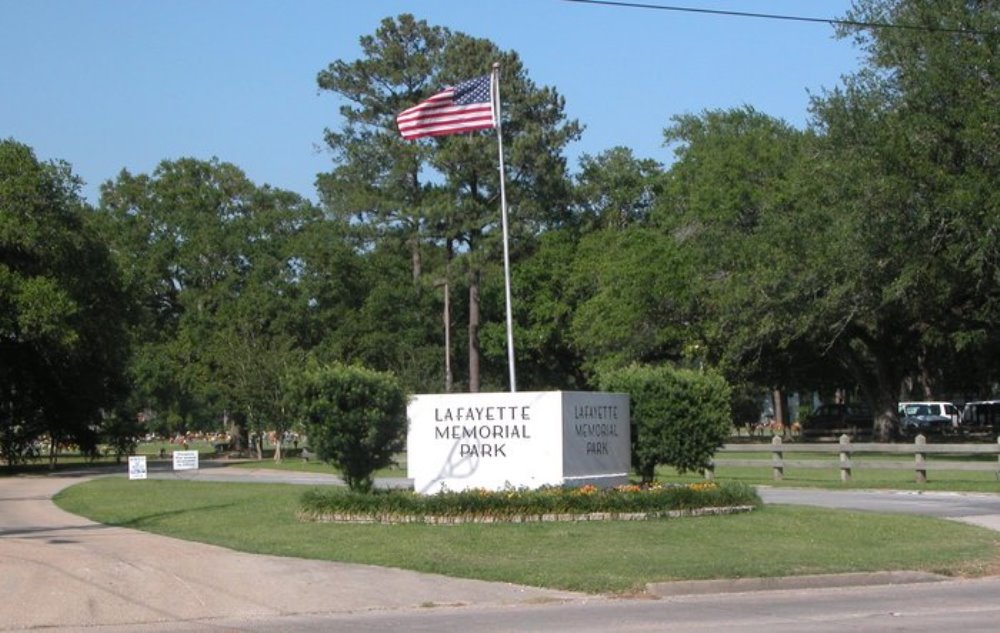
(641, 1, 999, 438)
(317, 14, 581, 392)
(97, 158, 340, 451)
(803, 0, 1000, 430)
(1, 139, 131, 465)
(599, 364, 732, 481)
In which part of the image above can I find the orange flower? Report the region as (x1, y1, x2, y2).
(688, 482, 718, 492)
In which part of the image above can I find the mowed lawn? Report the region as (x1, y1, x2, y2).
(54, 477, 1000, 594)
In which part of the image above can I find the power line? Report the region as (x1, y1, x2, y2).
(558, 0, 997, 37)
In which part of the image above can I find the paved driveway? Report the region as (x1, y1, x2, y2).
(0, 475, 581, 632)
(4, 467, 999, 632)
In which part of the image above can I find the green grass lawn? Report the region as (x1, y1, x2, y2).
(656, 463, 1000, 493)
(225, 455, 407, 478)
(54, 477, 1000, 594)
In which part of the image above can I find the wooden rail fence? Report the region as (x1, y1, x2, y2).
(707, 435, 1000, 483)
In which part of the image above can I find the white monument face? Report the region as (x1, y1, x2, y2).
(407, 391, 630, 494)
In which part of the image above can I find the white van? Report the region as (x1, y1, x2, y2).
(897, 401, 961, 428)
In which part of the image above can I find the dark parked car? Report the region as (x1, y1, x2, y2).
(801, 403, 874, 440)
(960, 401, 1000, 436)
(898, 403, 953, 437)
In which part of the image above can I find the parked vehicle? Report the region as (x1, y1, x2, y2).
(960, 401, 1000, 436)
(897, 402, 953, 437)
(897, 402, 960, 428)
(801, 403, 874, 440)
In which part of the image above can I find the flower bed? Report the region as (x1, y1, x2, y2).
(298, 481, 760, 525)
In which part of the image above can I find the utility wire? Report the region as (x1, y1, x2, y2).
(559, 0, 997, 37)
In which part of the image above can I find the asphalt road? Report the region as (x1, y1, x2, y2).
(757, 486, 1000, 531)
(169, 579, 1000, 633)
(3, 467, 1000, 632)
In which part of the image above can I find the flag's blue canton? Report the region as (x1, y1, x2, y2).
(454, 76, 492, 106)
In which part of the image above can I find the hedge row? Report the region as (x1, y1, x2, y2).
(298, 481, 760, 524)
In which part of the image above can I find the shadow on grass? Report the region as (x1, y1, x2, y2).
(112, 502, 241, 530)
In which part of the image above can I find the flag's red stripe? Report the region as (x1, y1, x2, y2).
(397, 107, 494, 139)
(398, 101, 492, 122)
(399, 119, 495, 140)
(397, 91, 456, 117)
(397, 107, 493, 130)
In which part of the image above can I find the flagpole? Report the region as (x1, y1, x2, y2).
(492, 62, 517, 393)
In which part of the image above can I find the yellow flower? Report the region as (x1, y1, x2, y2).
(688, 482, 718, 492)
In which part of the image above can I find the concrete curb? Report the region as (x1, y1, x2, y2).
(647, 571, 949, 597)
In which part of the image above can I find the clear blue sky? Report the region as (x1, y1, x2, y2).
(2, 0, 860, 205)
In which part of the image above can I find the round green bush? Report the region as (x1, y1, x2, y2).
(599, 364, 732, 481)
(287, 362, 407, 492)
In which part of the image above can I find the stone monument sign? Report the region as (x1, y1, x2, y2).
(407, 391, 630, 494)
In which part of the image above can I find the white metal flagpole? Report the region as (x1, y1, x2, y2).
(492, 62, 517, 393)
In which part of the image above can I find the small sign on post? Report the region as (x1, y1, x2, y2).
(172, 450, 199, 471)
(128, 455, 147, 480)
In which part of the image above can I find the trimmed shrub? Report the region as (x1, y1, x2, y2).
(286, 362, 407, 492)
(599, 364, 732, 481)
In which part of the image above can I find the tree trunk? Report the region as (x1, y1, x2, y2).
(852, 344, 902, 442)
(834, 335, 901, 442)
(468, 268, 481, 393)
(772, 389, 787, 430)
(224, 410, 248, 454)
(410, 235, 422, 284)
(872, 349, 903, 442)
(917, 351, 936, 399)
(47, 435, 58, 470)
(873, 396, 898, 442)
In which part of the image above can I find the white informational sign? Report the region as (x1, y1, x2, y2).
(407, 391, 630, 494)
(172, 450, 199, 471)
(128, 455, 147, 480)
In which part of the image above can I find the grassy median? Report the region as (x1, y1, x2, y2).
(54, 477, 1000, 594)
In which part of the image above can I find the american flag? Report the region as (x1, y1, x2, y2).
(396, 75, 495, 140)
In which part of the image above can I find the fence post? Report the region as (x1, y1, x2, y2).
(839, 434, 852, 482)
(771, 435, 784, 480)
(997, 437, 1000, 480)
(914, 434, 927, 483)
